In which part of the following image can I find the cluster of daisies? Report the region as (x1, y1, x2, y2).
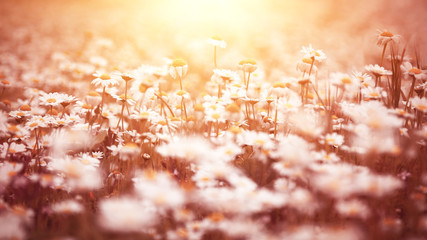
(0, 28, 426, 240)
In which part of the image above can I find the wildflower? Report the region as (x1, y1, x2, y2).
(51, 199, 83, 214)
(301, 44, 327, 62)
(321, 132, 344, 147)
(401, 62, 427, 81)
(365, 64, 392, 77)
(336, 199, 371, 219)
(238, 58, 257, 73)
(111, 93, 136, 106)
(377, 29, 400, 46)
(410, 96, 427, 112)
(91, 71, 120, 88)
(39, 92, 63, 107)
(133, 170, 186, 209)
(25, 116, 49, 131)
(169, 58, 188, 80)
(85, 91, 102, 106)
(296, 58, 317, 74)
(98, 197, 157, 233)
(0, 161, 24, 185)
(119, 142, 141, 161)
(208, 35, 226, 48)
(77, 153, 100, 169)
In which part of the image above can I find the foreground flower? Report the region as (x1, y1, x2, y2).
(377, 29, 400, 46)
(301, 44, 327, 63)
(91, 71, 120, 88)
(169, 58, 188, 80)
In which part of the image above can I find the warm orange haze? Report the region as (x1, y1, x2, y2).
(0, 0, 427, 239)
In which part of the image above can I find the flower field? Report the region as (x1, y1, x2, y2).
(0, 0, 427, 239)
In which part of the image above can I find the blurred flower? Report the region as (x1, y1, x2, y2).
(401, 61, 426, 81)
(169, 58, 188, 79)
(51, 199, 83, 214)
(301, 44, 327, 62)
(410, 96, 427, 112)
(98, 197, 157, 233)
(365, 64, 392, 77)
(238, 58, 257, 73)
(377, 30, 400, 46)
(208, 35, 226, 48)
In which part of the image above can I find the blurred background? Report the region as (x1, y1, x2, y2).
(0, 0, 426, 82)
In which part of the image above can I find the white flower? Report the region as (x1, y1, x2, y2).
(377, 29, 400, 46)
(91, 71, 120, 88)
(98, 197, 157, 232)
(301, 44, 327, 62)
(169, 58, 188, 79)
(51, 199, 83, 214)
(208, 35, 226, 48)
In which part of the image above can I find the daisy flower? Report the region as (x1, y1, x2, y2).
(377, 29, 400, 46)
(336, 199, 371, 219)
(51, 199, 83, 214)
(401, 62, 427, 81)
(297, 58, 317, 74)
(25, 115, 49, 131)
(365, 64, 392, 77)
(39, 92, 63, 107)
(238, 58, 257, 73)
(410, 96, 427, 112)
(91, 71, 120, 88)
(208, 35, 226, 48)
(85, 91, 102, 107)
(301, 44, 327, 62)
(169, 58, 188, 80)
(0, 142, 27, 158)
(0, 161, 24, 185)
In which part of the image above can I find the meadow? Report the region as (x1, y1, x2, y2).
(0, 0, 426, 239)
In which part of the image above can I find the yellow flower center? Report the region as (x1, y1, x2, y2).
(121, 75, 134, 81)
(19, 104, 31, 111)
(239, 58, 256, 65)
(228, 126, 242, 134)
(211, 35, 223, 41)
(194, 104, 204, 112)
(273, 82, 286, 88)
(208, 212, 224, 222)
(139, 112, 150, 118)
(29, 122, 38, 128)
(81, 159, 91, 165)
(226, 103, 240, 113)
(341, 77, 352, 84)
(47, 98, 57, 103)
(211, 113, 221, 120)
(8, 125, 19, 132)
(1, 80, 10, 85)
(302, 58, 313, 64)
(157, 120, 167, 126)
(380, 31, 393, 37)
(176, 90, 187, 96)
(409, 68, 422, 75)
(124, 142, 139, 149)
(88, 91, 100, 97)
(416, 104, 427, 111)
(171, 58, 187, 67)
(100, 74, 111, 80)
(369, 92, 380, 97)
(310, 50, 321, 57)
(82, 104, 93, 110)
